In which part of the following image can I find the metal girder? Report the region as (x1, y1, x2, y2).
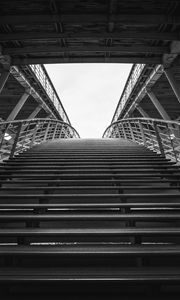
(146, 89, 171, 120)
(0, 69, 10, 94)
(0, 31, 178, 42)
(123, 65, 164, 119)
(6, 91, 30, 121)
(27, 105, 42, 119)
(164, 67, 180, 104)
(4, 45, 169, 55)
(0, 14, 180, 25)
(136, 106, 150, 118)
(12, 56, 162, 65)
(10, 66, 56, 119)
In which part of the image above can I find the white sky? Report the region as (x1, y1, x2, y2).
(45, 64, 132, 138)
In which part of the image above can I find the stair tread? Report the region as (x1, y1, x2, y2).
(0, 227, 180, 235)
(1, 213, 180, 221)
(0, 193, 179, 198)
(0, 179, 179, 184)
(0, 202, 180, 208)
(1, 244, 180, 255)
(0, 186, 179, 190)
(1, 267, 180, 281)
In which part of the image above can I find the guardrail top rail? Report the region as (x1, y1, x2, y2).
(103, 118, 180, 164)
(0, 118, 79, 162)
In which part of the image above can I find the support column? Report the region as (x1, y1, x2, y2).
(146, 89, 171, 120)
(7, 90, 30, 121)
(0, 69, 10, 94)
(27, 105, 42, 119)
(164, 67, 180, 104)
(136, 106, 150, 118)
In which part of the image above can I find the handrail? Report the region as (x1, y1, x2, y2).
(111, 64, 145, 123)
(103, 118, 180, 164)
(0, 119, 79, 162)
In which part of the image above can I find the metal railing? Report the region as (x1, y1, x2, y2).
(29, 65, 70, 123)
(103, 118, 180, 164)
(112, 64, 146, 123)
(0, 119, 79, 162)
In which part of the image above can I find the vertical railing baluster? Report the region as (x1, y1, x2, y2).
(52, 122, 58, 140)
(43, 121, 51, 142)
(129, 121, 135, 141)
(138, 120, 147, 146)
(122, 122, 127, 139)
(167, 124, 178, 162)
(30, 121, 39, 147)
(153, 122, 165, 157)
(10, 122, 23, 158)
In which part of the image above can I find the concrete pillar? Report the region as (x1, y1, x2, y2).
(146, 89, 171, 120)
(0, 69, 10, 94)
(136, 106, 150, 118)
(164, 67, 180, 104)
(7, 90, 30, 121)
(27, 105, 42, 119)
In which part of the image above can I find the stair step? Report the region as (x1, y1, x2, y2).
(1, 245, 180, 256)
(0, 164, 180, 171)
(12, 157, 169, 161)
(0, 186, 179, 191)
(1, 267, 180, 282)
(1, 167, 179, 172)
(0, 193, 179, 200)
(0, 202, 180, 209)
(1, 172, 179, 177)
(0, 213, 180, 222)
(0, 179, 179, 185)
(0, 227, 180, 237)
(4, 162, 176, 167)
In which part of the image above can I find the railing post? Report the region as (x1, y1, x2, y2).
(30, 122, 39, 147)
(59, 124, 64, 138)
(122, 123, 127, 140)
(167, 124, 178, 163)
(0, 123, 9, 149)
(116, 124, 121, 138)
(153, 122, 165, 157)
(43, 121, 51, 141)
(52, 122, 58, 140)
(128, 122, 135, 141)
(9, 122, 23, 158)
(138, 121, 147, 146)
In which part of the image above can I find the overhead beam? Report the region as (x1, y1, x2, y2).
(27, 105, 42, 119)
(146, 89, 171, 120)
(10, 66, 56, 119)
(136, 106, 150, 118)
(0, 31, 178, 42)
(4, 45, 168, 55)
(0, 14, 180, 25)
(6, 90, 30, 121)
(12, 56, 162, 65)
(164, 67, 180, 104)
(0, 69, 10, 94)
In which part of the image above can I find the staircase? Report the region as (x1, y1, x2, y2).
(0, 138, 180, 299)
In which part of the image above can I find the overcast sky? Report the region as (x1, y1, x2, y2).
(45, 64, 132, 138)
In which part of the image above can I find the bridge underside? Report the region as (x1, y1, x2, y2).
(0, 73, 48, 121)
(0, 0, 180, 65)
(125, 62, 180, 121)
(133, 73, 180, 120)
